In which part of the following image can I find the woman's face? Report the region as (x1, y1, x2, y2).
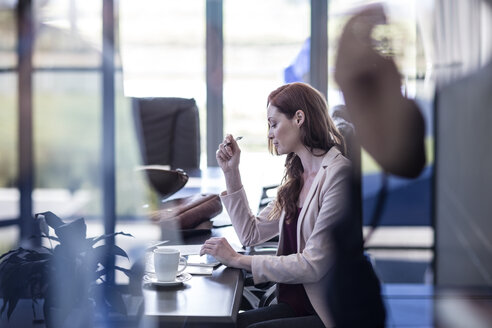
(267, 105, 302, 155)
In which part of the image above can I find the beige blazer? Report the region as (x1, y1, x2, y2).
(220, 147, 354, 327)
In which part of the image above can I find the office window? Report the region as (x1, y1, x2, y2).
(32, 72, 102, 216)
(29, 1, 102, 224)
(223, 0, 310, 186)
(0, 8, 16, 67)
(30, 1, 148, 223)
(2, 0, 168, 285)
(120, 1, 205, 98)
(0, 7, 17, 191)
(34, 0, 102, 68)
(0, 6, 20, 251)
(120, 0, 206, 166)
(0, 72, 17, 198)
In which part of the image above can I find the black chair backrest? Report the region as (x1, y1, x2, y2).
(133, 97, 201, 170)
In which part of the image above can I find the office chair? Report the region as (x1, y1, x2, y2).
(241, 105, 362, 310)
(132, 97, 201, 198)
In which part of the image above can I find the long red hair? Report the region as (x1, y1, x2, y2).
(267, 82, 345, 221)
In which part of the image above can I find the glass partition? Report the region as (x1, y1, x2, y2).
(328, 0, 434, 284)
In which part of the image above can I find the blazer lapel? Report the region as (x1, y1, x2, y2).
(296, 147, 341, 249)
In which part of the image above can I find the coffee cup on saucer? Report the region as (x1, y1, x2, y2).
(153, 248, 188, 282)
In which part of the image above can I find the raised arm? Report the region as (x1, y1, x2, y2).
(202, 134, 279, 267)
(216, 134, 243, 194)
(216, 134, 280, 246)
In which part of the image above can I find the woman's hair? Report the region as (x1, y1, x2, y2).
(267, 82, 346, 221)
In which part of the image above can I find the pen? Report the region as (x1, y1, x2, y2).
(226, 136, 243, 147)
(145, 240, 169, 252)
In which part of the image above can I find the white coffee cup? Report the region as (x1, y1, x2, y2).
(153, 248, 188, 282)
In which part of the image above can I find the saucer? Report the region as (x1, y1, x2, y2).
(143, 272, 192, 286)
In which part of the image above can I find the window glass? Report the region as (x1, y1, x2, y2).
(0, 73, 18, 224)
(33, 72, 102, 217)
(2, 1, 175, 286)
(223, 0, 310, 186)
(34, 0, 102, 68)
(32, 0, 104, 221)
(119, 0, 205, 99)
(115, 71, 150, 220)
(119, 0, 206, 166)
(31, 2, 153, 285)
(31, 74, 148, 221)
(0, 72, 17, 187)
(0, 8, 16, 68)
(0, 6, 18, 228)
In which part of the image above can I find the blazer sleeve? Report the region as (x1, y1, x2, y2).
(220, 187, 281, 247)
(251, 162, 352, 284)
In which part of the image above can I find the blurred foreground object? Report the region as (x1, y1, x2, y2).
(151, 193, 222, 230)
(335, 4, 425, 178)
(0, 212, 134, 327)
(135, 166, 189, 200)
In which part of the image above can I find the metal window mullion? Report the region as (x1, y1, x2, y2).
(206, 0, 223, 167)
(310, 0, 328, 99)
(17, 0, 37, 245)
(102, 0, 116, 284)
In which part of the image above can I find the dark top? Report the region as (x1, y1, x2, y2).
(277, 207, 316, 316)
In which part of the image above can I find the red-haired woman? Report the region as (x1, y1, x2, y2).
(201, 82, 357, 328)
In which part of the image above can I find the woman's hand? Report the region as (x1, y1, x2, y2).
(216, 134, 241, 174)
(200, 237, 251, 270)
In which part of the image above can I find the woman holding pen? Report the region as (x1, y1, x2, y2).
(201, 82, 358, 328)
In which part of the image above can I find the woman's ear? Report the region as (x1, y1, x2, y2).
(295, 110, 305, 126)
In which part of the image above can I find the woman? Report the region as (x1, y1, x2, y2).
(200, 82, 357, 328)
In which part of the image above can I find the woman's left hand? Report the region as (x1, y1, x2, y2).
(200, 237, 240, 268)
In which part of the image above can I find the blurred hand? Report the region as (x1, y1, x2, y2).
(335, 3, 388, 91)
(200, 237, 239, 267)
(216, 134, 241, 174)
(334, 4, 425, 178)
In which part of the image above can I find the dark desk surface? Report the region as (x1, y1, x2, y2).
(139, 167, 256, 327)
(143, 265, 243, 326)
(142, 224, 245, 327)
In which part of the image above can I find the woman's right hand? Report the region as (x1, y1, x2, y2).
(216, 134, 241, 174)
